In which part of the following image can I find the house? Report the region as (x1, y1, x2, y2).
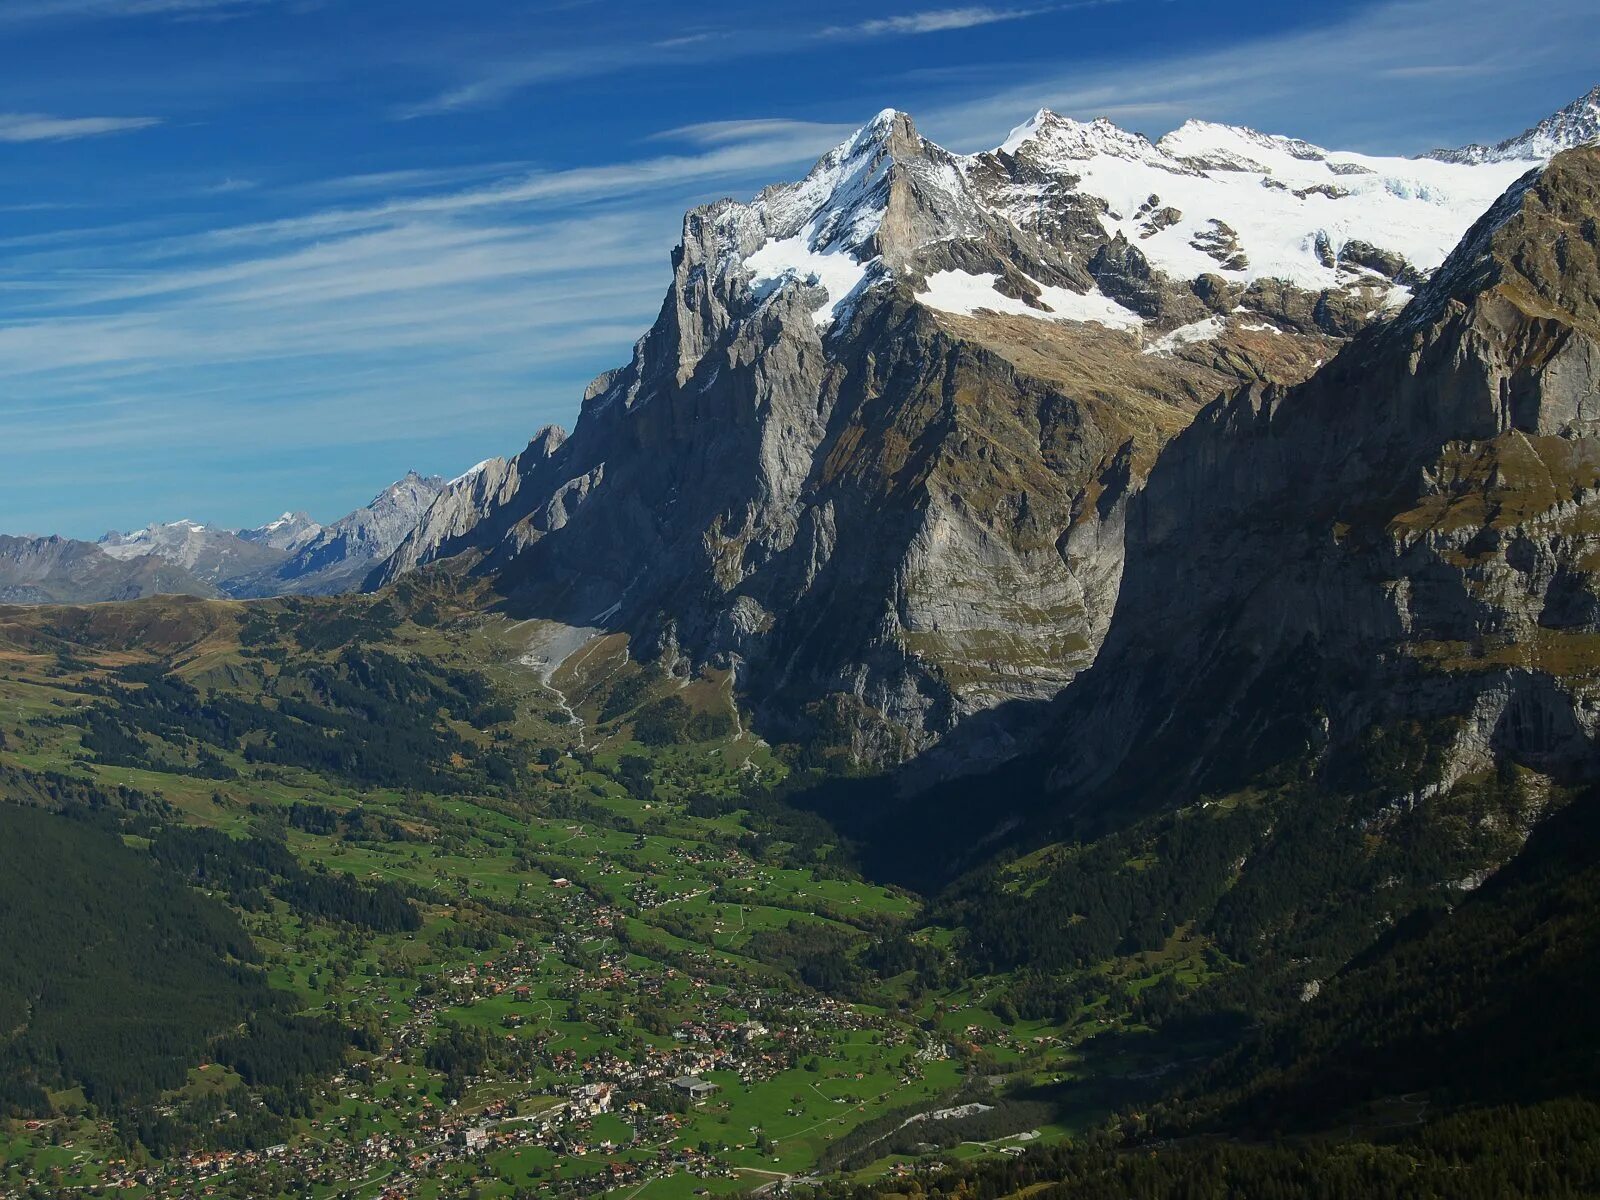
(670, 1075, 719, 1101)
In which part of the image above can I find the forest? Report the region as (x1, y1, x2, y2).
(0, 805, 278, 1115)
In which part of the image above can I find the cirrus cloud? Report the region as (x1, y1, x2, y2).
(0, 111, 159, 142)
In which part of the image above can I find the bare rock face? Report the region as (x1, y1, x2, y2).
(1036, 148, 1600, 813)
(372, 105, 1590, 762)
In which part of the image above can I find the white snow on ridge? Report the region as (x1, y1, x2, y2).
(449, 459, 497, 487)
(709, 94, 1592, 337)
(732, 109, 899, 328)
(917, 270, 1144, 330)
(993, 112, 1532, 297)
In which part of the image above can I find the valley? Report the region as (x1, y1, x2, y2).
(0, 590, 1214, 1199)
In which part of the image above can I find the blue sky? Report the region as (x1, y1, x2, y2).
(1, 0, 1594, 538)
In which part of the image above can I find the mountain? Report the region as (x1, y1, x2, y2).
(374, 99, 1576, 761)
(238, 510, 322, 553)
(807, 150, 1600, 1164)
(859, 145, 1600, 892)
(250, 470, 445, 596)
(0, 534, 217, 604)
(1427, 83, 1600, 164)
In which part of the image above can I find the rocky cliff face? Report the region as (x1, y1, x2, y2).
(1031, 147, 1600, 820)
(375, 102, 1593, 760)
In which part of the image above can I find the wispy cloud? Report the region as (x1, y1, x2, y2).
(0, 0, 281, 22)
(286, 163, 533, 200)
(201, 176, 258, 194)
(399, 3, 1115, 119)
(394, 46, 650, 119)
(0, 117, 854, 526)
(0, 111, 159, 141)
(820, 6, 1052, 39)
(648, 117, 858, 147)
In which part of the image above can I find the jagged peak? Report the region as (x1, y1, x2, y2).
(449, 459, 498, 487)
(1426, 83, 1600, 164)
(527, 424, 567, 457)
(860, 106, 915, 141)
(388, 470, 444, 492)
(101, 518, 207, 543)
(691, 108, 953, 329)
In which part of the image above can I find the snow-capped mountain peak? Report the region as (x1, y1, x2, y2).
(98, 518, 207, 559)
(717, 108, 999, 330)
(650, 91, 1595, 379)
(724, 112, 911, 327)
(956, 105, 1543, 313)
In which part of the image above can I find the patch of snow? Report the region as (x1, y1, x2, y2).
(916, 270, 1144, 330)
(1382, 285, 1413, 310)
(745, 234, 873, 328)
(1142, 315, 1225, 355)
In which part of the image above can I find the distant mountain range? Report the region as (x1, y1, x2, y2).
(0, 534, 218, 606)
(4, 473, 443, 604)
